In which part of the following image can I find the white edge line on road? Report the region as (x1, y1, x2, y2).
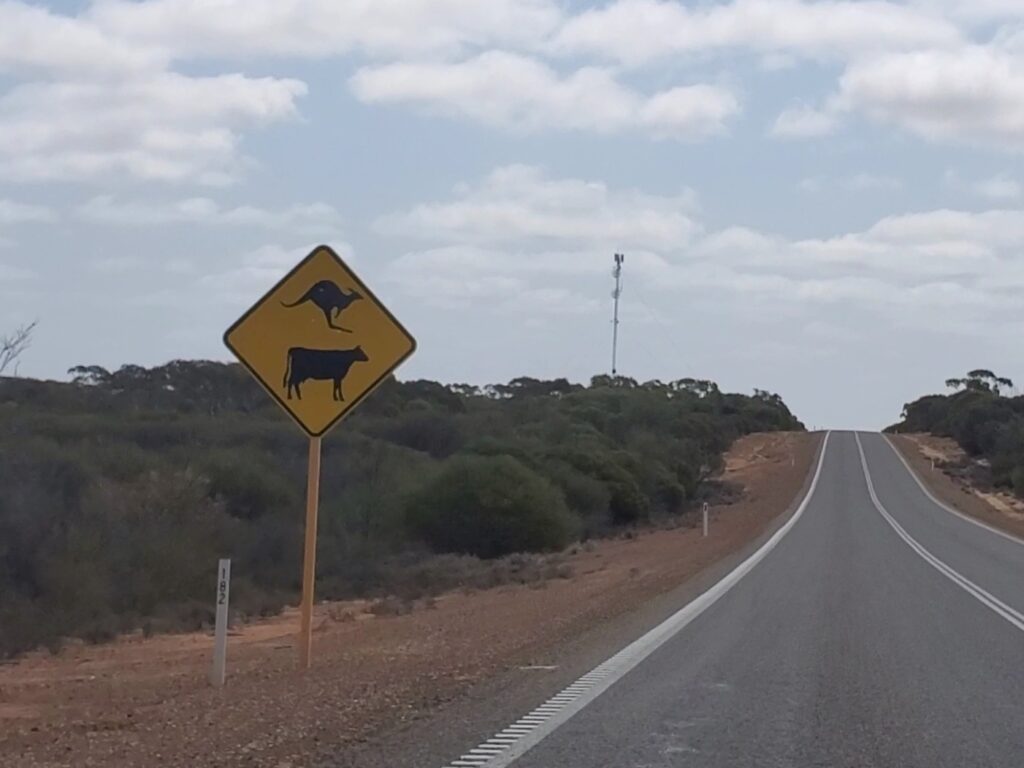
(439, 431, 833, 768)
(856, 432, 1024, 634)
(880, 433, 1024, 547)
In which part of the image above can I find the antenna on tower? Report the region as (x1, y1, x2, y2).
(611, 253, 624, 375)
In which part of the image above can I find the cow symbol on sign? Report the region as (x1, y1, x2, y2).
(284, 346, 369, 401)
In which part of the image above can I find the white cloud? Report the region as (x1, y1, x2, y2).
(76, 196, 342, 235)
(772, 104, 839, 138)
(379, 166, 697, 314)
(376, 164, 701, 250)
(0, 1, 165, 76)
(384, 247, 600, 314)
(972, 175, 1021, 201)
(838, 46, 1024, 150)
(915, 0, 1024, 24)
(0, 263, 35, 280)
(639, 85, 741, 138)
(802, 321, 862, 344)
(865, 208, 1024, 248)
(382, 166, 1011, 288)
(844, 174, 902, 192)
(647, 260, 1006, 324)
(0, 199, 55, 224)
(350, 52, 738, 138)
(797, 173, 902, 192)
(759, 53, 798, 72)
(198, 243, 353, 305)
(0, 2, 308, 184)
(0, 198, 54, 250)
(87, 0, 562, 60)
(391, 244, 669, 281)
(689, 220, 996, 284)
(552, 0, 962, 67)
(0, 72, 306, 183)
(379, 167, 1024, 336)
(90, 256, 145, 274)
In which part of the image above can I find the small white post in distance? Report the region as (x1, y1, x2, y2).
(702, 502, 709, 537)
(211, 558, 231, 687)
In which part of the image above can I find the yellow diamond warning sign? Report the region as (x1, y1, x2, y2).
(224, 244, 416, 437)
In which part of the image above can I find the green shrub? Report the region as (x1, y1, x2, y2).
(893, 373, 1024, 499)
(553, 448, 649, 525)
(0, 362, 803, 656)
(381, 410, 465, 458)
(405, 455, 579, 558)
(86, 440, 157, 482)
(200, 450, 295, 520)
(542, 460, 611, 523)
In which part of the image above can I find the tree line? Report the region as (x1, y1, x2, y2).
(890, 369, 1024, 494)
(0, 359, 803, 657)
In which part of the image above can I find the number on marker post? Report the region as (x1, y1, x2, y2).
(211, 558, 231, 687)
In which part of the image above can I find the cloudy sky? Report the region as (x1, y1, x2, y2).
(2, 0, 1024, 429)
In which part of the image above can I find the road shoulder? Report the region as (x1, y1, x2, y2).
(888, 433, 1024, 541)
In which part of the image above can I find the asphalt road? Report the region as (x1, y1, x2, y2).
(452, 432, 1024, 767)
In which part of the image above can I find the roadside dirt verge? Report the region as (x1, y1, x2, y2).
(890, 433, 1024, 539)
(0, 431, 819, 768)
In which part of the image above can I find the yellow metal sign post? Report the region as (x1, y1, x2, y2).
(224, 244, 416, 668)
(299, 436, 321, 669)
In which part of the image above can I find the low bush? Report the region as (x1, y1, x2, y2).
(405, 454, 579, 558)
(0, 362, 802, 657)
(891, 370, 1024, 495)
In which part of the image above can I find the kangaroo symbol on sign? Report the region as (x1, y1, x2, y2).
(281, 280, 362, 332)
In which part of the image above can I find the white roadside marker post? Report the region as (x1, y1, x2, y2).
(211, 558, 231, 687)
(703, 502, 709, 538)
